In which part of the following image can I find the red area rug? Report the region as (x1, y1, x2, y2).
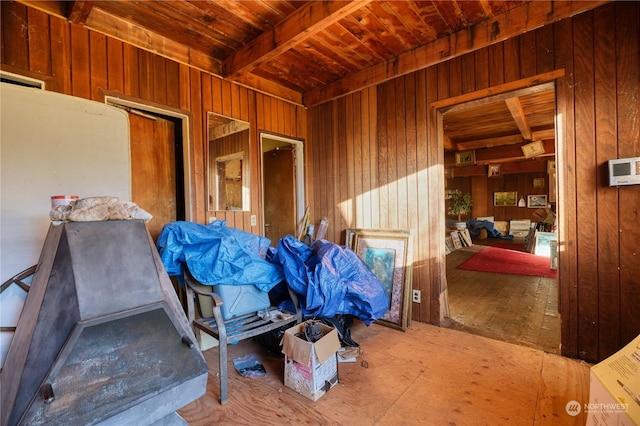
(457, 246, 557, 278)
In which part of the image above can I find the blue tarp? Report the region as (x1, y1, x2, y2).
(157, 221, 284, 291)
(157, 222, 389, 325)
(275, 235, 389, 325)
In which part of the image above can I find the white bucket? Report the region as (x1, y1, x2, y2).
(51, 195, 79, 208)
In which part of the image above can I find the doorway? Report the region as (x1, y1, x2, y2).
(260, 133, 304, 246)
(105, 97, 190, 241)
(435, 79, 561, 353)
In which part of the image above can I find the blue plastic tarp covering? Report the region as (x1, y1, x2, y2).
(157, 221, 284, 291)
(275, 235, 389, 325)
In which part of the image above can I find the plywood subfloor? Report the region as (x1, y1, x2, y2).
(178, 321, 590, 425)
(445, 240, 561, 354)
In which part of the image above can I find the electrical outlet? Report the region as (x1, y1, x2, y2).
(208, 217, 216, 224)
(412, 289, 421, 303)
(250, 214, 257, 226)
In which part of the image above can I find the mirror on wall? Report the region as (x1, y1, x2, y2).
(208, 113, 250, 211)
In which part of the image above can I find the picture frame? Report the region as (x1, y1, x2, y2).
(488, 164, 502, 177)
(534, 231, 557, 257)
(494, 191, 518, 206)
(521, 140, 545, 158)
(455, 150, 476, 166)
(533, 177, 545, 188)
(527, 194, 547, 208)
(347, 228, 413, 331)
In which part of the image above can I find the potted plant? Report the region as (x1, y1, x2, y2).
(448, 190, 473, 229)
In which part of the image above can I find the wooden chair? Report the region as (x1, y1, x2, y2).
(183, 268, 301, 404)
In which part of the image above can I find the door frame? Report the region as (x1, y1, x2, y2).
(430, 70, 566, 331)
(104, 95, 193, 222)
(259, 133, 305, 233)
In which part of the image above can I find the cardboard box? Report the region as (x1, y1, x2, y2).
(282, 321, 341, 401)
(586, 334, 640, 426)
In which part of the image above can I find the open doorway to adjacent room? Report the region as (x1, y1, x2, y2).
(260, 133, 305, 247)
(106, 97, 190, 242)
(436, 80, 561, 354)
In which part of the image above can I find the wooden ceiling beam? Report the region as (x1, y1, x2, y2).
(474, 139, 555, 164)
(456, 134, 524, 151)
(67, 1, 94, 25)
(223, 0, 374, 80)
(504, 97, 532, 141)
(532, 128, 556, 141)
(303, 0, 610, 106)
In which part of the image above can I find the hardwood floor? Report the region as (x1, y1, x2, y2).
(444, 239, 561, 354)
(178, 320, 590, 425)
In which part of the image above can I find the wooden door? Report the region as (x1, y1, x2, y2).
(129, 113, 177, 241)
(263, 149, 296, 246)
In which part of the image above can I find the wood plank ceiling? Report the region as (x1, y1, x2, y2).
(19, 0, 607, 161)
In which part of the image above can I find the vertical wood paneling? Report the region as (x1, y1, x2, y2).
(306, 4, 639, 360)
(188, 67, 204, 223)
(361, 88, 375, 229)
(2, 2, 637, 363)
(200, 74, 213, 221)
(503, 36, 520, 82)
(123, 44, 139, 98)
(330, 100, 340, 242)
(377, 83, 390, 229)
(536, 24, 555, 74)
(2, 3, 29, 69)
(89, 32, 107, 101)
(615, 1, 640, 347)
(461, 53, 475, 93)
(489, 43, 505, 87)
(1, 3, 306, 236)
(247, 89, 258, 232)
(519, 31, 537, 79)
(138, 50, 153, 100)
(107, 38, 124, 93)
(474, 47, 489, 90)
(178, 63, 190, 111)
(345, 94, 355, 230)
(593, 3, 620, 360)
(211, 77, 222, 115)
(573, 11, 599, 362)
(405, 74, 419, 235)
(166, 60, 180, 108)
(554, 16, 579, 358)
(70, 25, 90, 98)
(390, 77, 403, 230)
(26, 8, 51, 76)
(417, 68, 431, 321)
(50, 16, 71, 94)
(448, 57, 462, 97)
(221, 80, 232, 117)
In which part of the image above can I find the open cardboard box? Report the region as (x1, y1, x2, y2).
(586, 334, 640, 425)
(281, 321, 341, 401)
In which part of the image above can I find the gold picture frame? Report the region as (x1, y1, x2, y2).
(455, 150, 476, 166)
(346, 228, 413, 331)
(488, 164, 502, 177)
(521, 140, 545, 158)
(494, 191, 518, 207)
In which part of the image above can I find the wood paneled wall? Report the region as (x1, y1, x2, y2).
(308, 2, 639, 362)
(0, 2, 306, 234)
(2, 2, 637, 362)
(446, 171, 551, 222)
